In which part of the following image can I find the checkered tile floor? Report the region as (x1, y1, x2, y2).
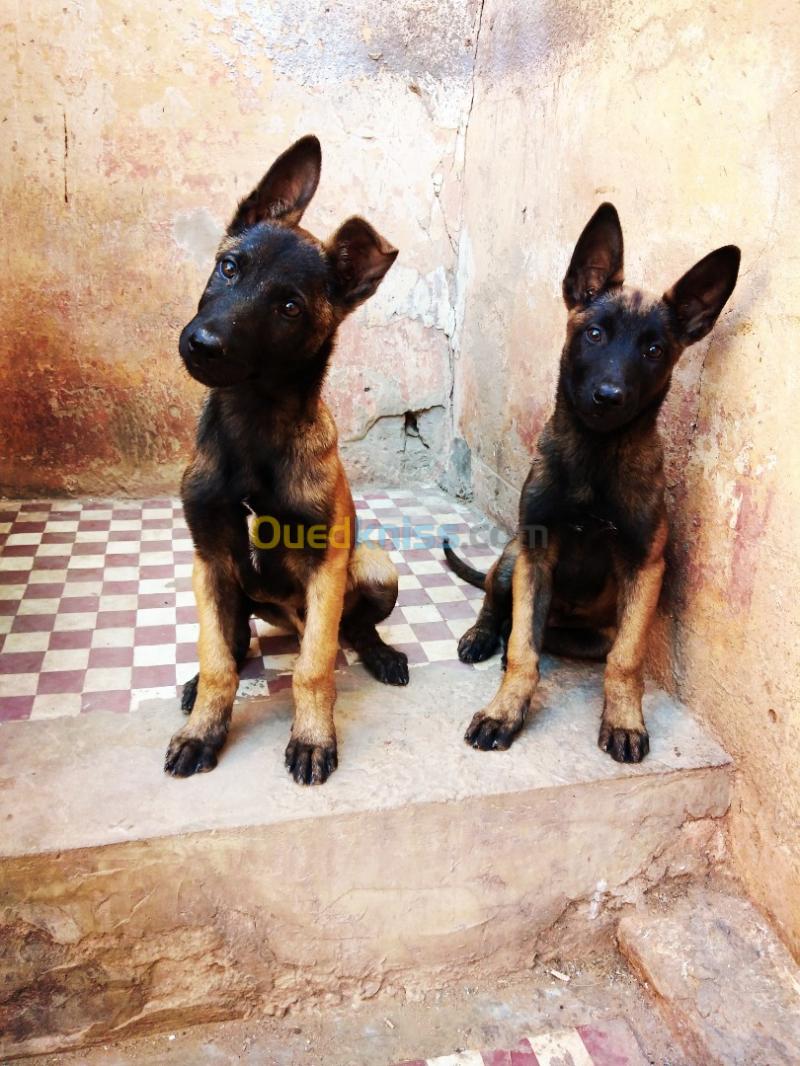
(0, 488, 502, 723)
(395, 1019, 646, 1065)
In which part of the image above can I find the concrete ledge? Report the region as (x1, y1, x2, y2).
(0, 658, 731, 1058)
(618, 887, 800, 1066)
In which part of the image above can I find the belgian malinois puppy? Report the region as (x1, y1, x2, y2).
(165, 135, 409, 784)
(445, 203, 739, 762)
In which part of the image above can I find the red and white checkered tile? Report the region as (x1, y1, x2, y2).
(0, 489, 501, 723)
(395, 1019, 647, 1065)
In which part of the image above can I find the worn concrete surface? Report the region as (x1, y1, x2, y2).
(0, 1, 479, 496)
(26, 953, 690, 1066)
(1, 658, 730, 855)
(618, 887, 800, 1065)
(452, 0, 800, 958)
(0, 659, 730, 1058)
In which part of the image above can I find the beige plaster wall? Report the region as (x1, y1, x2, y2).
(0, 0, 480, 495)
(455, 0, 800, 954)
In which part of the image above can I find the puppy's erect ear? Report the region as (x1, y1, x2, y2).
(228, 135, 322, 233)
(563, 203, 624, 310)
(664, 245, 741, 346)
(327, 217, 398, 307)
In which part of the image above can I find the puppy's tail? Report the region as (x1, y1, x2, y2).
(443, 537, 487, 590)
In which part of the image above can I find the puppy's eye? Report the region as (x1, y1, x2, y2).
(644, 343, 663, 361)
(279, 300, 302, 319)
(585, 325, 604, 344)
(219, 257, 238, 279)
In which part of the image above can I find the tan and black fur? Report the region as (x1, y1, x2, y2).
(445, 203, 740, 762)
(165, 135, 408, 784)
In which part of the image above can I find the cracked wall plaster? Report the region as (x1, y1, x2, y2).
(454, 0, 800, 957)
(0, 1, 481, 496)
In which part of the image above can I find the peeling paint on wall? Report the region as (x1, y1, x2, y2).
(172, 208, 224, 268)
(0, 0, 480, 497)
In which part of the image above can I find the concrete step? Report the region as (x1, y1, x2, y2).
(0, 657, 731, 1060)
(15, 954, 689, 1066)
(618, 886, 800, 1065)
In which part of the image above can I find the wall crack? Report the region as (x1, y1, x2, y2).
(62, 108, 69, 205)
(464, 0, 487, 161)
(439, 0, 486, 499)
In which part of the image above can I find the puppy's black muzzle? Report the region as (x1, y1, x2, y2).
(592, 382, 625, 407)
(186, 326, 224, 361)
(179, 320, 250, 388)
(576, 380, 637, 432)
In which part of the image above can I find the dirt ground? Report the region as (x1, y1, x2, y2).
(28, 949, 689, 1066)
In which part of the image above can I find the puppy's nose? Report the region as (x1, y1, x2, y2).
(592, 382, 625, 407)
(187, 327, 224, 359)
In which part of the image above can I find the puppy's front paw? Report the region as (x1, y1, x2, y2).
(165, 728, 225, 777)
(464, 708, 523, 751)
(285, 735, 338, 785)
(598, 722, 650, 763)
(457, 624, 499, 663)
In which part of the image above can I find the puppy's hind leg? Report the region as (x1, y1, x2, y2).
(341, 544, 409, 686)
(458, 537, 518, 663)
